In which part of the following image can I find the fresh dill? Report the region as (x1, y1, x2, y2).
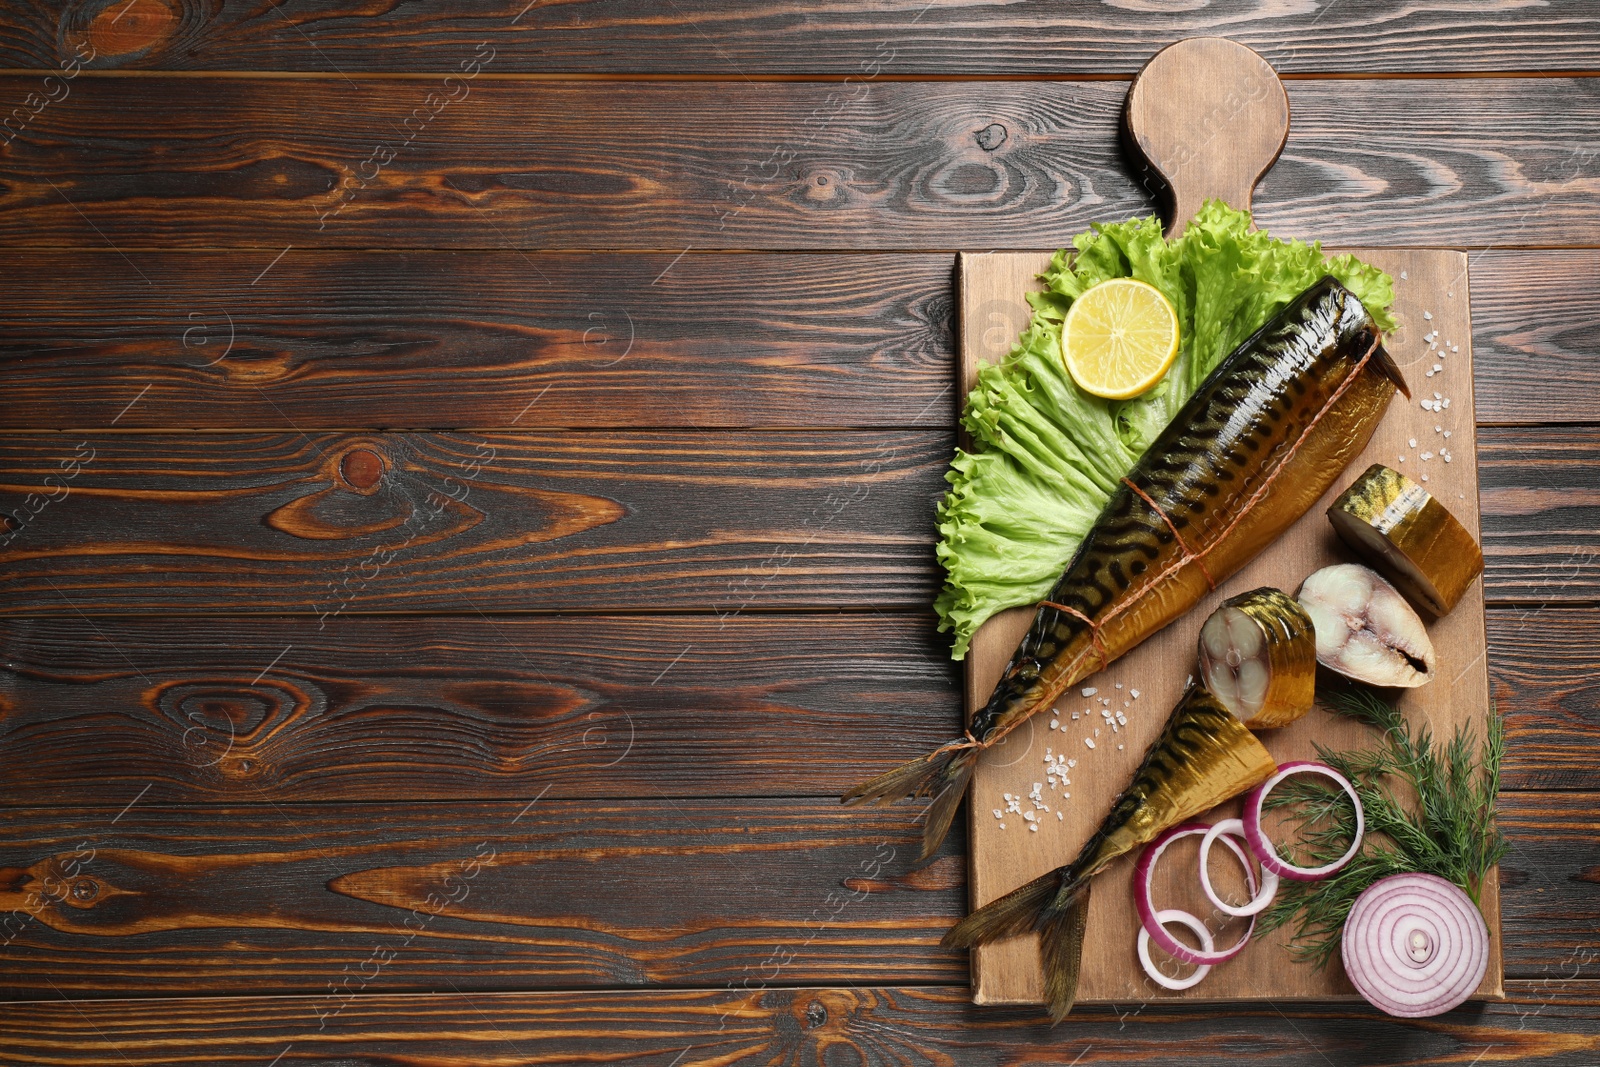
(1256, 685, 1506, 967)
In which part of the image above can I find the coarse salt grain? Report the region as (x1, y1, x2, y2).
(1085, 737, 1096, 749)
(1421, 473, 1429, 481)
(1029, 823, 1039, 832)
(1057, 811, 1064, 821)
(1131, 689, 1140, 698)
(1401, 271, 1409, 279)
(1423, 310, 1432, 320)
(1081, 687, 1097, 697)
(1050, 719, 1059, 730)
(1409, 438, 1417, 447)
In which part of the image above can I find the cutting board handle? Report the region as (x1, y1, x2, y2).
(1123, 37, 1290, 238)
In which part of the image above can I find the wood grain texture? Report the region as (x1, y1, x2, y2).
(1478, 426, 1600, 604)
(6, 1, 1600, 73)
(1492, 607, 1600, 792)
(1125, 37, 1289, 237)
(0, 251, 1594, 430)
(0, 252, 955, 430)
(1469, 251, 1600, 426)
(1, 77, 1597, 249)
(0, 431, 949, 614)
(0, 799, 966, 997)
(4, 982, 1600, 1067)
(0, 793, 1591, 998)
(0, 614, 958, 803)
(0, 429, 1593, 614)
(0, 606, 1587, 802)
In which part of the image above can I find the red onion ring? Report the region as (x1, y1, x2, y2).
(1135, 822, 1256, 966)
(1200, 818, 1280, 917)
(1137, 908, 1215, 991)
(1342, 872, 1489, 1017)
(1243, 760, 1365, 881)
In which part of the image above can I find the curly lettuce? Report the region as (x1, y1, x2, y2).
(936, 201, 1396, 659)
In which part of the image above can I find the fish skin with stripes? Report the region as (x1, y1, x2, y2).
(842, 277, 1408, 863)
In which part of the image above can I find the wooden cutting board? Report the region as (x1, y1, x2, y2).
(957, 37, 1501, 1006)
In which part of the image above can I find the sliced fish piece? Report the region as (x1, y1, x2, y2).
(1298, 563, 1436, 688)
(1328, 463, 1484, 616)
(1198, 587, 1318, 729)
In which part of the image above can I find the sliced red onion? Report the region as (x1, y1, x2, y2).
(1138, 908, 1215, 991)
(1135, 822, 1256, 966)
(1243, 760, 1364, 881)
(1201, 818, 1280, 917)
(1342, 872, 1489, 1017)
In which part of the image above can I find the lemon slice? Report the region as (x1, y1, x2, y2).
(1060, 278, 1180, 399)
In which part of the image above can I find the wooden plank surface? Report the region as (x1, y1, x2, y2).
(4, 982, 1600, 1067)
(0, 605, 1588, 803)
(1, 78, 1597, 250)
(0, 428, 1595, 615)
(0, 252, 956, 430)
(0, 250, 1592, 430)
(0, 792, 1590, 999)
(0, 614, 957, 803)
(0, 430, 949, 614)
(6, 1, 1600, 74)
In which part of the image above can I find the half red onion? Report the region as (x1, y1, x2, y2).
(1342, 872, 1490, 1017)
(1138, 908, 1215, 991)
(1243, 760, 1364, 881)
(1201, 818, 1280, 917)
(1135, 822, 1256, 966)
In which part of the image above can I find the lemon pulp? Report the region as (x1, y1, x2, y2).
(1060, 278, 1180, 400)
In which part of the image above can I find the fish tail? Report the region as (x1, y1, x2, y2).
(1040, 884, 1091, 1023)
(942, 869, 1090, 1023)
(841, 741, 977, 862)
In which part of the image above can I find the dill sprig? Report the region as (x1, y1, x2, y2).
(1255, 685, 1506, 967)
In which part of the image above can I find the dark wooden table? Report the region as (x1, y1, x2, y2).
(1, 3, 1597, 1063)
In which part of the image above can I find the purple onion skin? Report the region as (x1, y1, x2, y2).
(1342, 872, 1490, 1018)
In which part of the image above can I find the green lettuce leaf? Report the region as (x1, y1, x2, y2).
(935, 201, 1395, 658)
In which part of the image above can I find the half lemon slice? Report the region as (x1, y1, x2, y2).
(1060, 278, 1180, 399)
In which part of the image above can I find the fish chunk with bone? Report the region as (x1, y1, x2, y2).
(1298, 563, 1436, 688)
